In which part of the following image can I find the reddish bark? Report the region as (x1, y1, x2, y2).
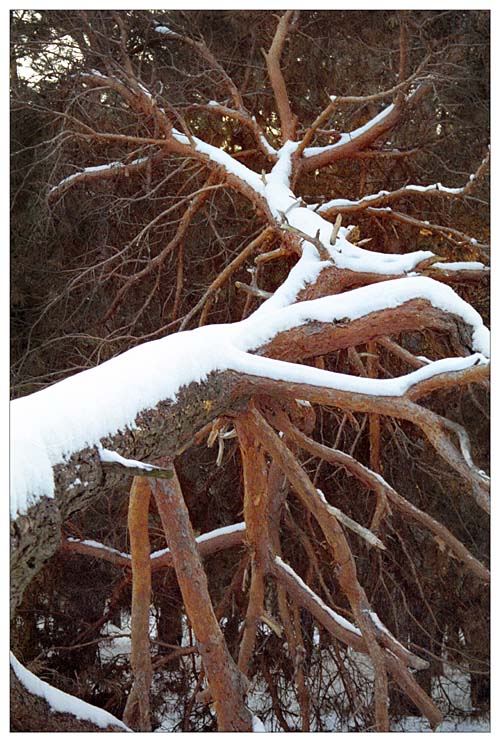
(123, 476, 153, 731)
(152, 466, 252, 732)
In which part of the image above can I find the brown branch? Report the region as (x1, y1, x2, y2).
(299, 96, 405, 173)
(366, 341, 386, 531)
(62, 523, 246, 572)
(266, 437, 313, 730)
(152, 465, 252, 731)
(71, 128, 273, 220)
(248, 404, 392, 730)
(296, 63, 428, 158)
(104, 174, 222, 322)
(259, 656, 292, 731)
(318, 149, 489, 216)
(179, 227, 275, 330)
(80, 70, 172, 137)
(186, 102, 277, 160)
(156, 29, 245, 111)
(272, 558, 442, 729)
(172, 239, 185, 321)
(263, 11, 297, 142)
(260, 297, 464, 362)
(235, 369, 489, 512)
(123, 476, 153, 731)
(235, 407, 270, 675)
(271, 412, 489, 583)
(14, 361, 487, 615)
(366, 206, 489, 255)
(399, 11, 409, 82)
(377, 336, 427, 369)
(48, 152, 165, 203)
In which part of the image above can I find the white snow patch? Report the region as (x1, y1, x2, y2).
(252, 715, 267, 732)
(150, 521, 246, 560)
(432, 261, 488, 272)
(303, 104, 395, 158)
(10, 653, 130, 730)
(275, 556, 361, 636)
(98, 447, 157, 471)
(155, 25, 175, 35)
(50, 156, 149, 194)
(172, 128, 265, 195)
(67, 538, 131, 560)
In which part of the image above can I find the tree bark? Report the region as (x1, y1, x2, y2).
(152, 466, 253, 731)
(123, 476, 153, 731)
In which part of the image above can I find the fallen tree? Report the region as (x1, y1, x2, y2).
(11, 9, 489, 732)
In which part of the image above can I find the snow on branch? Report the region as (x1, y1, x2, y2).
(315, 488, 385, 550)
(299, 101, 403, 171)
(10, 653, 130, 731)
(64, 522, 246, 569)
(98, 447, 174, 479)
(366, 206, 489, 255)
(274, 556, 361, 637)
(185, 101, 278, 159)
(48, 155, 153, 201)
(65, 66, 486, 285)
(316, 149, 490, 215)
(277, 414, 489, 582)
(303, 103, 396, 159)
(10, 275, 489, 519)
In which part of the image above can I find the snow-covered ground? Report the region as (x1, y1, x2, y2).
(92, 620, 489, 733)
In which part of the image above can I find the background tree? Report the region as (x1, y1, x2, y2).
(11, 9, 489, 732)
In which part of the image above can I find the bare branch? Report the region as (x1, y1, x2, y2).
(263, 11, 297, 142)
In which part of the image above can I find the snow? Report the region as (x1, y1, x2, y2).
(367, 610, 412, 656)
(316, 180, 467, 213)
(98, 446, 158, 471)
(316, 190, 391, 211)
(14, 86, 491, 521)
(252, 715, 267, 732)
(99, 623, 132, 661)
(233, 353, 486, 401)
(238, 276, 490, 357)
(196, 521, 246, 542)
(50, 156, 149, 194)
(251, 250, 327, 316)
(404, 182, 463, 195)
(150, 521, 246, 560)
(155, 25, 175, 35)
(303, 103, 396, 158)
(172, 128, 265, 195)
(10, 652, 130, 730)
(395, 716, 489, 732)
(137, 82, 153, 100)
(275, 556, 362, 636)
(10, 275, 489, 519)
(259, 132, 278, 157)
(159, 116, 457, 279)
(66, 522, 245, 563)
(432, 261, 488, 272)
(67, 537, 131, 560)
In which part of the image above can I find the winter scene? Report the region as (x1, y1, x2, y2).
(10, 8, 489, 733)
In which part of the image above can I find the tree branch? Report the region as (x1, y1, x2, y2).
(263, 11, 297, 143)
